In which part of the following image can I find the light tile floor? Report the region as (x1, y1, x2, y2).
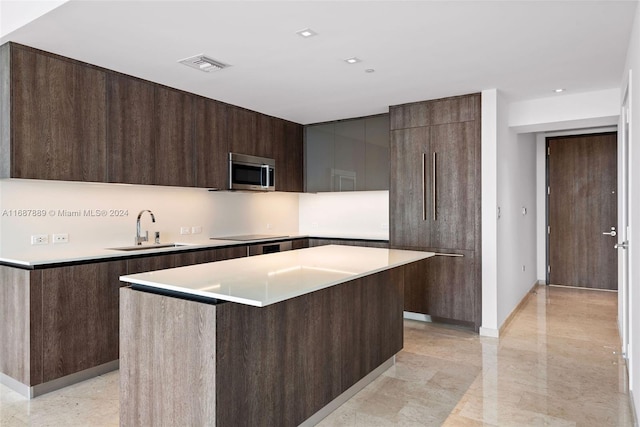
(0, 285, 633, 426)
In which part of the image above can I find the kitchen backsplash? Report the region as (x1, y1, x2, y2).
(0, 179, 299, 255)
(0, 180, 390, 256)
(298, 191, 389, 240)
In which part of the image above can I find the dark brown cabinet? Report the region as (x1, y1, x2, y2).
(108, 79, 196, 186)
(229, 106, 259, 156)
(1, 42, 304, 191)
(390, 93, 481, 330)
(0, 260, 126, 388)
(275, 120, 304, 192)
(107, 74, 155, 184)
(9, 46, 108, 182)
(154, 86, 196, 187)
(402, 250, 475, 323)
(195, 98, 228, 189)
(40, 261, 125, 382)
(390, 123, 477, 251)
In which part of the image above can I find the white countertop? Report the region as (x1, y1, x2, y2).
(0, 236, 301, 267)
(0, 240, 229, 267)
(120, 245, 434, 307)
(0, 235, 389, 268)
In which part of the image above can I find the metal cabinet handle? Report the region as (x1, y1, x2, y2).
(602, 226, 616, 237)
(422, 153, 427, 221)
(432, 152, 437, 221)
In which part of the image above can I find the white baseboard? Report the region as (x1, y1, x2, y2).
(479, 326, 499, 338)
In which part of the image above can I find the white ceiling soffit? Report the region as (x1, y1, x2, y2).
(1, 1, 637, 125)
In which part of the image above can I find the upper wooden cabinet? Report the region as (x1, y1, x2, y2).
(8, 45, 108, 182)
(107, 74, 155, 185)
(195, 98, 228, 189)
(0, 43, 304, 191)
(389, 95, 477, 130)
(229, 106, 259, 157)
(275, 120, 304, 192)
(154, 86, 196, 187)
(304, 114, 389, 192)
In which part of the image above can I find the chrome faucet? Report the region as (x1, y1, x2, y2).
(135, 209, 158, 245)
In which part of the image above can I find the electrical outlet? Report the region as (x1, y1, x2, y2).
(311, 222, 318, 228)
(180, 226, 191, 235)
(380, 222, 389, 230)
(191, 226, 202, 234)
(53, 233, 69, 244)
(266, 223, 272, 230)
(31, 234, 49, 245)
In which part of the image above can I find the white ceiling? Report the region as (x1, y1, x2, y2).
(1, 1, 637, 124)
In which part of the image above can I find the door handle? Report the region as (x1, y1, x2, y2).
(432, 152, 437, 221)
(602, 227, 617, 237)
(615, 241, 629, 250)
(422, 153, 427, 221)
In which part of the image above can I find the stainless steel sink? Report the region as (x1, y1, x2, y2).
(107, 243, 188, 252)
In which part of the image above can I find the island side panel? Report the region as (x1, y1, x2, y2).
(215, 266, 405, 427)
(120, 288, 217, 427)
(0, 267, 43, 387)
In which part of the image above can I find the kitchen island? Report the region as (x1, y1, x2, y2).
(119, 245, 433, 426)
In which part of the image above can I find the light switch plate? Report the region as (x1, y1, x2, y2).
(180, 227, 191, 235)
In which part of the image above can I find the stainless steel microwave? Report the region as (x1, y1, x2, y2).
(229, 153, 275, 191)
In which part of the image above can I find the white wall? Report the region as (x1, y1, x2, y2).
(481, 89, 499, 336)
(509, 88, 620, 133)
(496, 128, 537, 326)
(298, 191, 389, 240)
(0, 179, 299, 257)
(622, 1, 640, 416)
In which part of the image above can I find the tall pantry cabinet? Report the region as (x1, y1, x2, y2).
(389, 93, 481, 330)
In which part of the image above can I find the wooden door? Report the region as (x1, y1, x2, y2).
(389, 127, 430, 248)
(429, 121, 477, 250)
(548, 132, 618, 289)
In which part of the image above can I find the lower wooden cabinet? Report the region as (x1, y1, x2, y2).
(0, 260, 127, 388)
(40, 261, 126, 382)
(402, 249, 477, 327)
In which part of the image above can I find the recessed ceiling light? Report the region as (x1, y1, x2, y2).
(296, 28, 317, 38)
(554, 88, 565, 93)
(345, 57, 361, 64)
(179, 54, 228, 73)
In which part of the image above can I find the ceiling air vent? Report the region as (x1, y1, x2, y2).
(179, 55, 229, 73)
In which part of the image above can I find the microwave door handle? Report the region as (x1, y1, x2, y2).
(261, 164, 270, 188)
